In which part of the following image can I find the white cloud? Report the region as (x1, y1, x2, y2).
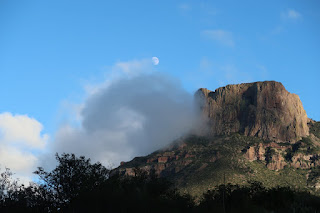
(0, 112, 48, 149)
(178, 3, 191, 12)
(199, 2, 218, 16)
(201, 30, 234, 47)
(84, 58, 153, 96)
(187, 58, 260, 89)
(0, 145, 37, 172)
(281, 9, 302, 20)
(111, 59, 152, 76)
(0, 112, 48, 184)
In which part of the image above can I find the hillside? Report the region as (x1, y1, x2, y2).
(112, 81, 320, 197)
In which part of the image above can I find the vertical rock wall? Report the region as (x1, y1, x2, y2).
(196, 81, 309, 142)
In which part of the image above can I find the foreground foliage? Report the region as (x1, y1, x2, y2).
(0, 153, 320, 213)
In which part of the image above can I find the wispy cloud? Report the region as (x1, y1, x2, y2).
(84, 58, 154, 95)
(178, 3, 191, 12)
(270, 26, 285, 35)
(187, 58, 268, 89)
(200, 2, 218, 15)
(201, 30, 234, 47)
(256, 64, 269, 79)
(199, 57, 214, 74)
(281, 9, 302, 20)
(219, 64, 252, 85)
(261, 9, 301, 39)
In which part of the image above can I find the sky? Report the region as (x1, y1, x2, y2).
(0, 0, 319, 183)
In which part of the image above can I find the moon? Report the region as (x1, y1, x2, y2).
(152, 57, 159, 65)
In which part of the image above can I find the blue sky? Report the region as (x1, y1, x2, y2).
(0, 0, 319, 181)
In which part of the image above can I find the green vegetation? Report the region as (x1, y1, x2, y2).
(198, 182, 320, 213)
(284, 135, 320, 162)
(1, 153, 320, 212)
(308, 166, 320, 189)
(114, 133, 320, 200)
(309, 121, 320, 138)
(265, 147, 275, 164)
(34, 153, 109, 206)
(0, 154, 194, 213)
(246, 161, 308, 189)
(166, 134, 276, 196)
(294, 137, 320, 155)
(302, 136, 320, 154)
(3, 132, 315, 212)
(150, 134, 320, 198)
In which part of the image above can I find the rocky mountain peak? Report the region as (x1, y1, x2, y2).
(196, 81, 309, 142)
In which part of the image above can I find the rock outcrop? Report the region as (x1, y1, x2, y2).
(244, 143, 266, 161)
(196, 81, 309, 143)
(243, 142, 320, 171)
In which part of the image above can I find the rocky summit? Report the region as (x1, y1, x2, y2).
(196, 81, 309, 143)
(113, 81, 320, 197)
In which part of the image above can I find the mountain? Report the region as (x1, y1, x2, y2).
(112, 81, 320, 197)
(196, 81, 309, 142)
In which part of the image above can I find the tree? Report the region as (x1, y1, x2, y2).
(34, 153, 109, 207)
(0, 168, 19, 204)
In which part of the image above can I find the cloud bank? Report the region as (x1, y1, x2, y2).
(201, 30, 234, 47)
(50, 59, 201, 168)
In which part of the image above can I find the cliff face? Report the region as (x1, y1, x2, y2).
(196, 81, 309, 142)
